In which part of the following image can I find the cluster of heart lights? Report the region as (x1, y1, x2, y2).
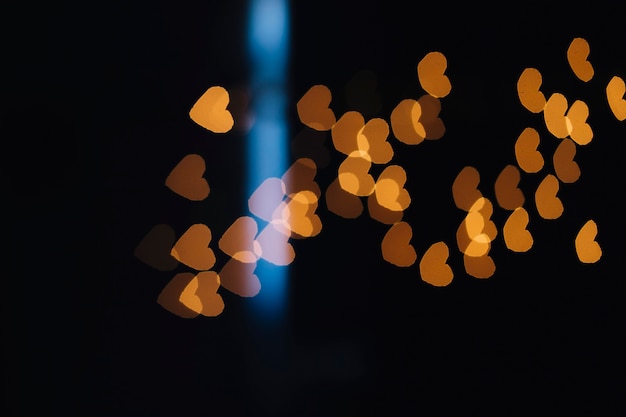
(134, 37, 625, 318)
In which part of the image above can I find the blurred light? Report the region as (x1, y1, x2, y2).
(246, 0, 290, 321)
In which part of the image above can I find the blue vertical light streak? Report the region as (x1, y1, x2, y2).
(246, 0, 290, 323)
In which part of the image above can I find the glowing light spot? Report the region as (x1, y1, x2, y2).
(374, 165, 410, 212)
(515, 127, 544, 173)
(332, 111, 363, 156)
(575, 220, 602, 264)
(189, 86, 234, 133)
(170, 223, 216, 271)
(495, 164, 525, 210)
(468, 197, 497, 240)
(390, 98, 425, 145)
(606, 75, 626, 121)
(463, 253, 496, 279)
(248, 177, 286, 222)
(517, 67, 546, 113)
(157, 272, 224, 318)
(291, 189, 318, 205)
(375, 179, 407, 211)
(283, 157, 320, 199)
(567, 99, 593, 146)
(165, 153, 210, 201)
(464, 211, 485, 239)
(325, 178, 364, 219)
(296, 84, 336, 131)
(367, 192, 404, 225)
(255, 224, 295, 266)
(274, 192, 321, 238)
(134, 224, 178, 271)
(157, 272, 201, 318)
(194, 272, 224, 317)
(359, 117, 393, 163)
(544, 93, 571, 139)
(503, 207, 533, 253)
(417, 51, 452, 98)
(419, 241, 453, 287)
(553, 138, 581, 183)
(357, 129, 371, 155)
(464, 233, 491, 258)
(218, 216, 261, 264)
(535, 174, 563, 220)
(567, 37, 594, 82)
(452, 166, 482, 212)
(338, 156, 375, 196)
(417, 94, 445, 140)
(456, 218, 473, 254)
(183, 271, 224, 317)
(381, 221, 417, 267)
(338, 171, 361, 195)
(219, 258, 261, 297)
(456, 215, 492, 257)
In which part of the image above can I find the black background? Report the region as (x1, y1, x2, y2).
(4, 1, 625, 416)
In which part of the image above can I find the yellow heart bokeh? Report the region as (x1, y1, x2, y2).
(255, 224, 295, 266)
(332, 111, 364, 156)
(494, 164, 525, 211)
(567, 99, 593, 146)
(296, 84, 337, 131)
(272, 191, 322, 239)
(419, 241, 453, 287)
(358, 117, 393, 164)
(503, 207, 533, 253)
(463, 253, 496, 279)
(325, 177, 364, 219)
(553, 138, 580, 184)
(157, 272, 200, 318)
(218, 216, 261, 264)
(189, 85, 234, 133)
(417, 51, 452, 98)
(178, 271, 224, 317)
(367, 192, 404, 225)
(374, 165, 410, 212)
(381, 221, 416, 267)
(606, 75, 626, 121)
(171, 223, 216, 271)
(338, 155, 375, 197)
(452, 166, 483, 212)
(390, 98, 424, 145)
(417, 95, 445, 140)
(575, 220, 602, 264)
(218, 258, 261, 297)
(534, 174, 563, 220)
(544, 92, 570, 139)
(567, 37, 594, 82)
(517, 67, 546, 113)
(515, 127, 544, 174)
(157, 271, 224, 318)
(165, 153, 210, 201)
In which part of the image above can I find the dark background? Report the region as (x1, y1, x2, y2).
(4, 1, 625, 416)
